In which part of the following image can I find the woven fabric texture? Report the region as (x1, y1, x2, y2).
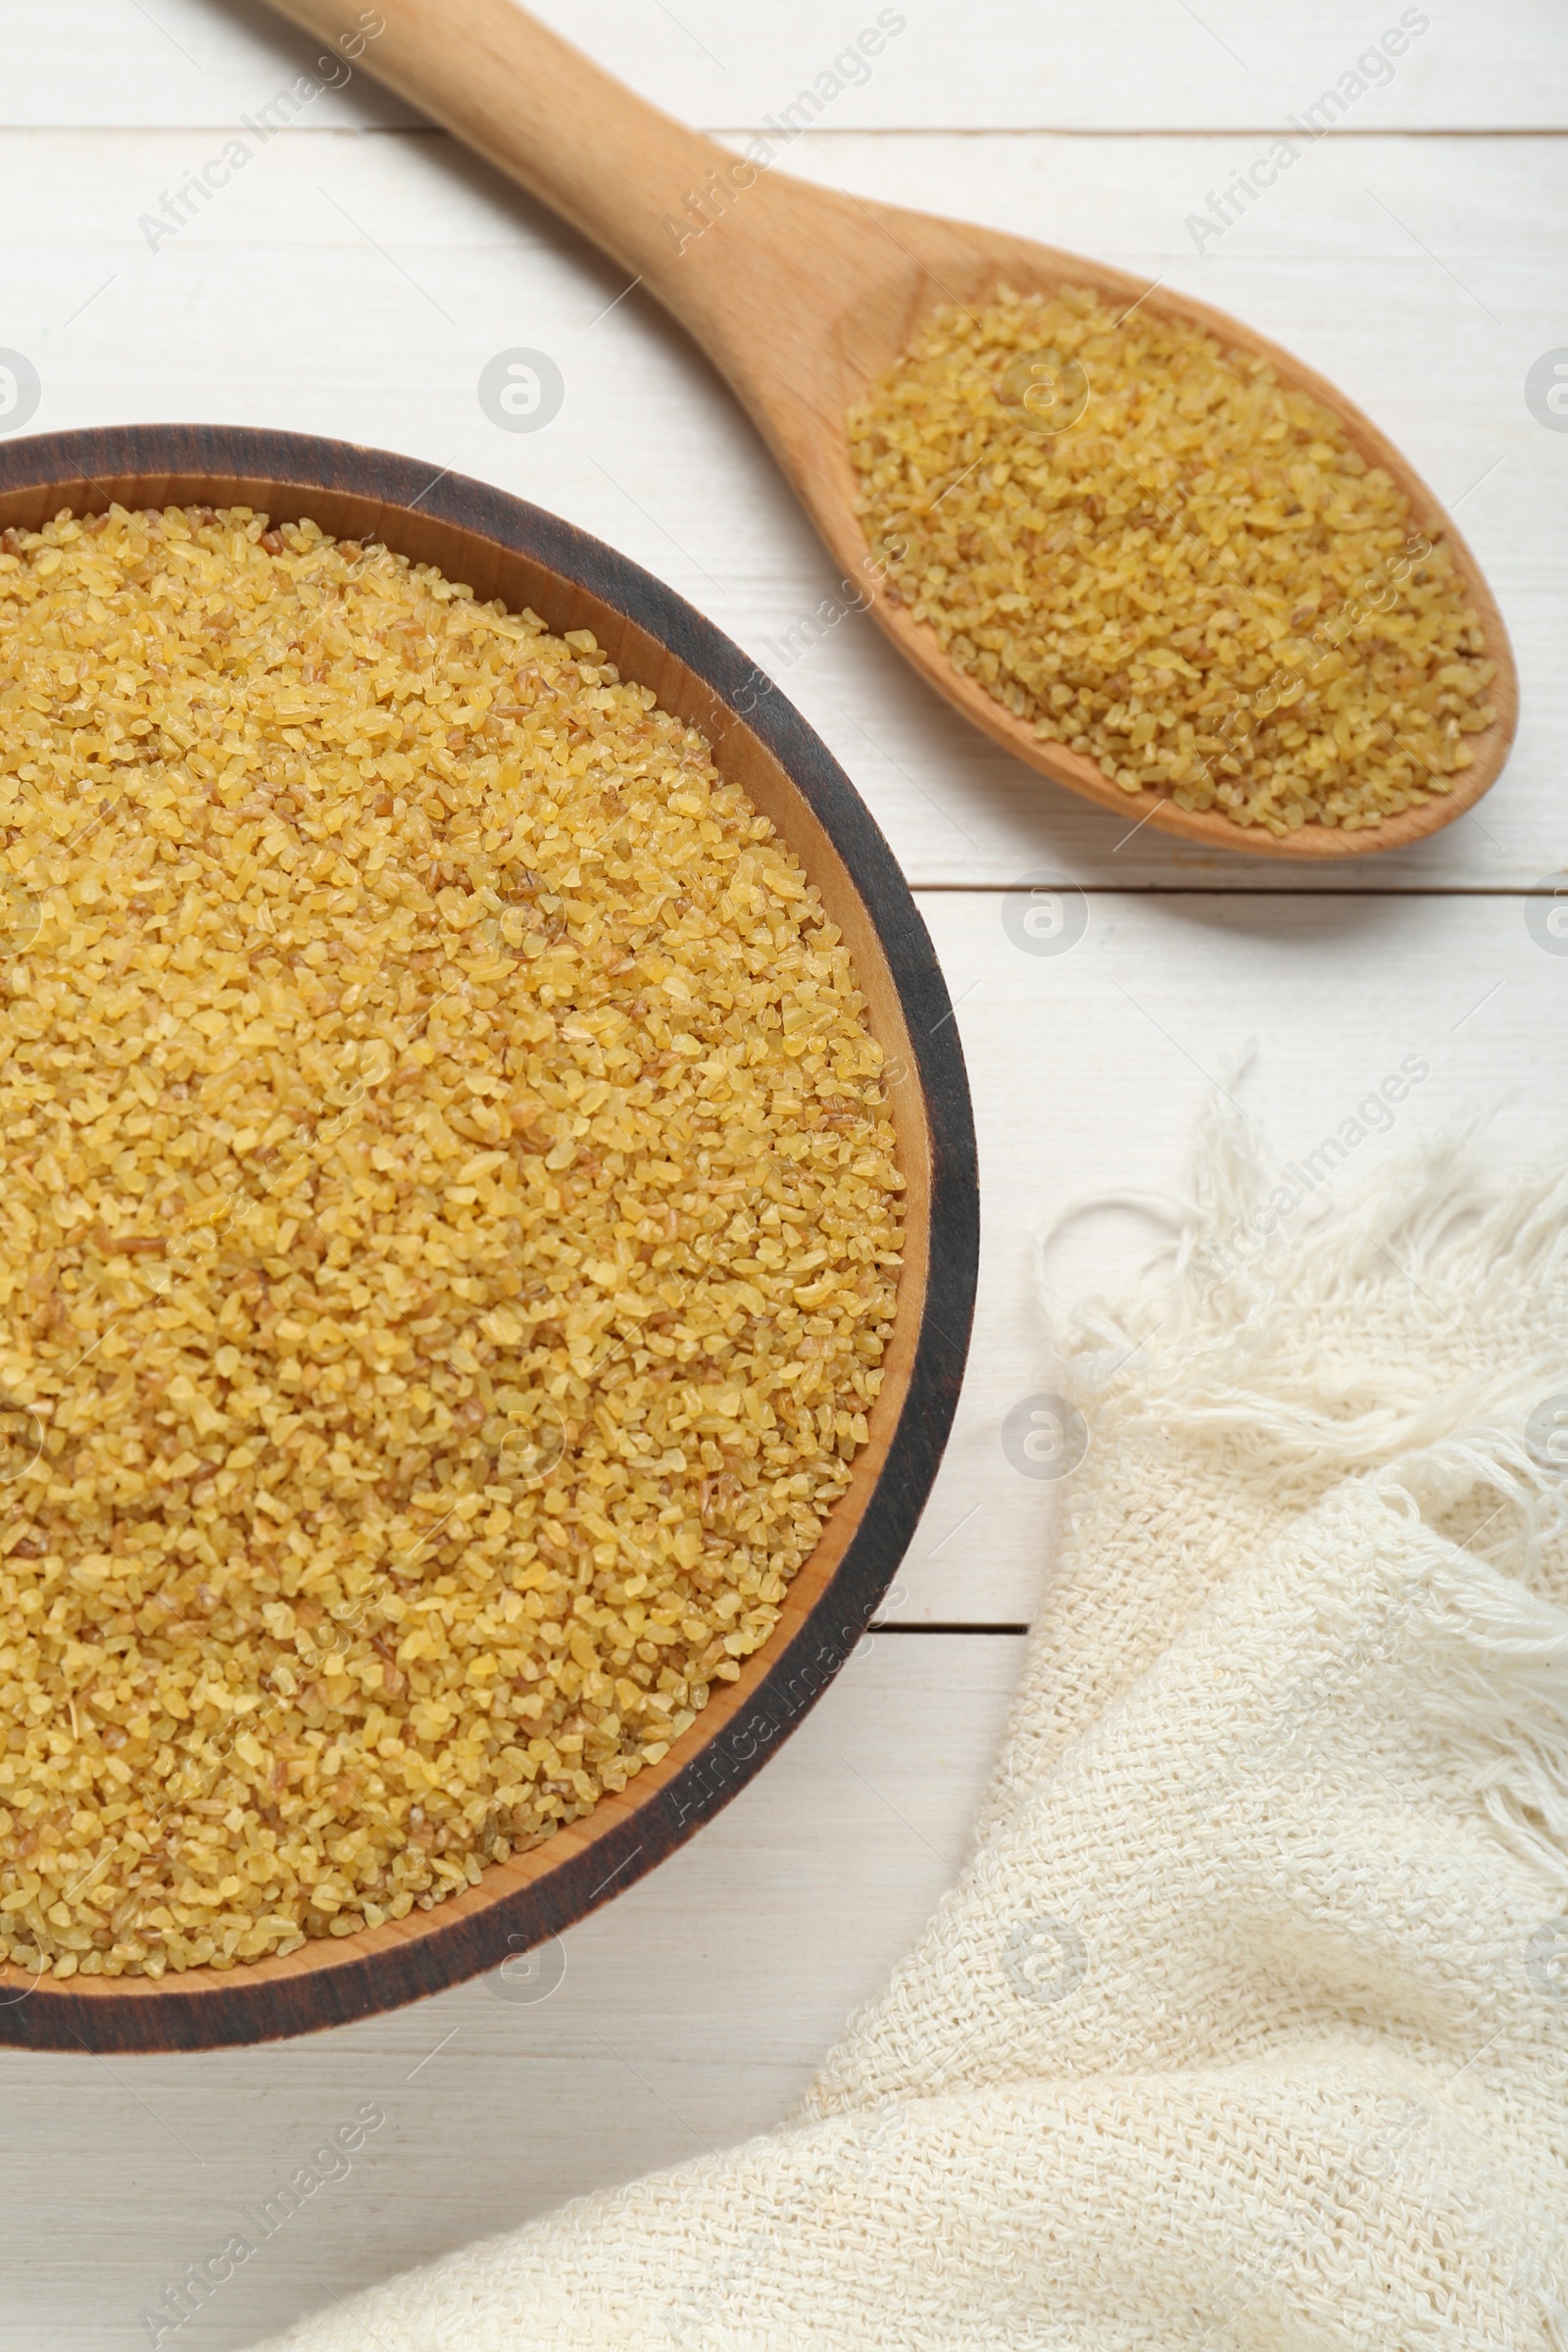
(248, 1118, 1568, 2351)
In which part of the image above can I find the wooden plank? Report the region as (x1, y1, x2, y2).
(901, 886, 1568, 1626)
(238, 4, 1517, 868)
(2, 15, 1562, 2343)
(0, 1633, 1021, 2352)
(5, 0, 1566, 130)
(0, 124, 1562, 888)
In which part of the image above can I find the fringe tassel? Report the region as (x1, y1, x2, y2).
(1042, 1094, 1568, 1471)
(1037, 1095, 1568, 1884)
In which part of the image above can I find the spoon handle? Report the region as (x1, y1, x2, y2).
(273, 0, 823, 328)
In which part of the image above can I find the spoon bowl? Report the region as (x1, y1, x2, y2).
(267, 0, 1519, 859)
(772, 217, 1518, 860)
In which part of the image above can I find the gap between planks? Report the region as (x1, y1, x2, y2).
(12, 123, 1559, 140)
(911, 883, 1555, 896)
(865, 1622, 1030, 1634)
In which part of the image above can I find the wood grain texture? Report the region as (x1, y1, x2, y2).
(0, 422, 978, 2051)
(6, 0, 1565, 131)
(252, 0, 1521, 859)
(0, 4, 1563, 2342)
(2, 122, 1559, 888)
(898, 883, 1568, 1627)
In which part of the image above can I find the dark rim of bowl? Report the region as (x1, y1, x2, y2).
(0, 423, 979, 2050)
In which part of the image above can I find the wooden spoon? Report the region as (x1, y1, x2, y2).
(268, 0, 1517, 859)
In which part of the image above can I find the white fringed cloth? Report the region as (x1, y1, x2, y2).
(253, 1122, 1568, 2350)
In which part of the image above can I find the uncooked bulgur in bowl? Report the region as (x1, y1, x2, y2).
(0, 424, 977, 2050)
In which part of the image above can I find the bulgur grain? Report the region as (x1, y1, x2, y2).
(849, 288, 1497, 835)
(0, 504, 904, 1978)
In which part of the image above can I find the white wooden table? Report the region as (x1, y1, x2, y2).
(3, 6, 1565, 2341)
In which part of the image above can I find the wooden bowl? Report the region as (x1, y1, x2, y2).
(0, 424, 978, 2052)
